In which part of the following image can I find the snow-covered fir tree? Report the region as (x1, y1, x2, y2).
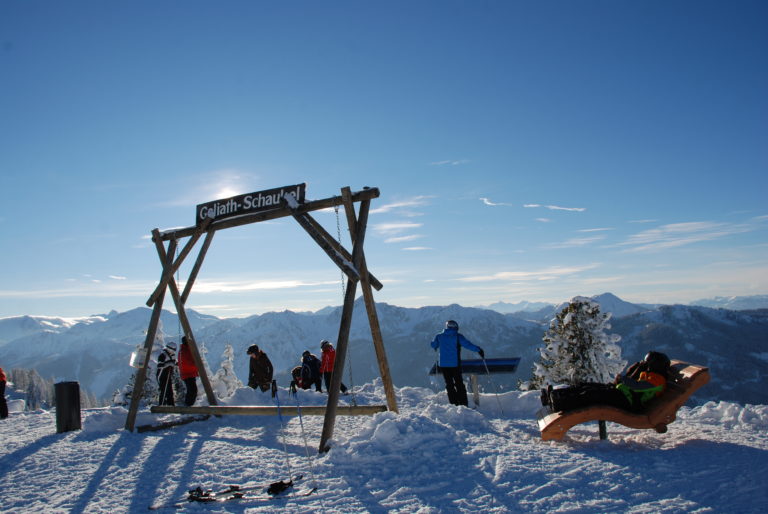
(528, 296, 626, 388)
(211, 344, 243, 399)
(112, 325, 166, 406)
(7, 368, 55, 409)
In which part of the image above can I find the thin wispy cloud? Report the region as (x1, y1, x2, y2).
(109, 275, 127, 280)
(0, 280, 153, 299)
(373, 222, 423, 235)
(524, 204, 586, 212)
(430, 159, 470, 166)
(617, 221, 751, 253)
(544, 235, 606, 249)
(194, 279, 338, 294)
(371, 196, 433, 215)
(457, 264, 600, 282)
(536, 218, 551, 223)
(384, 234, 424, 244)
(403, 246, 432, 251)
(578, 228, 613, 233)
(479, 197, 513, 207)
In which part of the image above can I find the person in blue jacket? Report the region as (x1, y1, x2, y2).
(430, 320, 484, 406)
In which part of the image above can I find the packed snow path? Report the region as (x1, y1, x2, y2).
(1, 383, 767, 513)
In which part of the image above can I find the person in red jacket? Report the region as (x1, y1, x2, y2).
(0, 366, 8, 419)
(178, 337, 199, 406)
(319, 340, 347, 394)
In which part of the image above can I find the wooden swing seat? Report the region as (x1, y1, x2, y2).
(150, 404, 387, 417)
(537, 360, 710, 441)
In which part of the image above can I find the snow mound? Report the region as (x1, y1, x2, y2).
(682, 401, 768, 430)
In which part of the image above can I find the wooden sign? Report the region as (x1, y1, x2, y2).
(196, 183, 306, 225)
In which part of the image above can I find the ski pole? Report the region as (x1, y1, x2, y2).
(481, 357, 505, 416)
(271, 381, 294, 481)
(293, 389, 323, 504)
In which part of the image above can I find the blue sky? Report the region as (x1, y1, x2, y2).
(1, 1, 766, 318)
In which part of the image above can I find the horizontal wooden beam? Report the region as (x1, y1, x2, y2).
(150, 404, 387, 416)
(156, 187, 380, 241)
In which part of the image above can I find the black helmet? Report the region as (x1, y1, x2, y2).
(320, 340, 331, 349)
(644, 351, 670, 375)
(247, 344, 259, 355)
(445, 320, 459, 330)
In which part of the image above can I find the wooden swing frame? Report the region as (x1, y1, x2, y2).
(124, 185, 398, 453)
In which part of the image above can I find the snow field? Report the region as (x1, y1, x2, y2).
(1, 383, 767, 513)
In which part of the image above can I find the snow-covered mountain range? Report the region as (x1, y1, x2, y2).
(1, 293, 766, 405)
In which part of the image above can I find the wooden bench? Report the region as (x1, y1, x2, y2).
(537, 360, 710, 441)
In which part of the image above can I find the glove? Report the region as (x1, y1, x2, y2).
(478, 349, 485, 359)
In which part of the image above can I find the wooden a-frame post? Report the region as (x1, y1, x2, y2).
(125, 185, 398, 446)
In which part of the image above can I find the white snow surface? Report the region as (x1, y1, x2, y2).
(1, 382, 767, 513)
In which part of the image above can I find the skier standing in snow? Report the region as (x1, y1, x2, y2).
(319, 340, 348, 394)
(430, 320, 484, 406)
(178, 337, 199, 407)
(156, 342, 177, 406)
(246, 344, 274, 392)
(0, 366, 8, 419)
(300, 350, 323, 392)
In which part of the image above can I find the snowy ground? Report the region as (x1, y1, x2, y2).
(1, 381, 767, 513)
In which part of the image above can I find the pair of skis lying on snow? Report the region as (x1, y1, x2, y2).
(149, 474, 316, 510)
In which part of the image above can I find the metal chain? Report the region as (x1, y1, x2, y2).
(334, 204, 357, 405)
(334, 204, 346, 297)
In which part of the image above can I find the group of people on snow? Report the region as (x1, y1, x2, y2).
(153, 336, 348, 406)
(288, 340, 348, 395)
(152, 319, 670, 417)
(155, 336, 199, 407)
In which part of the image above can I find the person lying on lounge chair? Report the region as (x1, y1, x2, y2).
(541, 351, 671, 413)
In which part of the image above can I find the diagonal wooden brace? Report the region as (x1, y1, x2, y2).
(146, 217, 212, 307)
(152, 230, 218, 407)
(300, 212, 384, 291)
(284, 198, 360, 282)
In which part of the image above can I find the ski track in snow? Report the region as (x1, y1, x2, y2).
(1, 385, 767, 513)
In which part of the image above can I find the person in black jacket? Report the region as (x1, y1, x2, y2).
(301, 350, 322, 392)
(0, 366, 8, 419)
(246, 344, 274, 392)
(156, 342, 177, 406)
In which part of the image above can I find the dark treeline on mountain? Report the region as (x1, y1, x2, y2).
(7, 368, 101, 410)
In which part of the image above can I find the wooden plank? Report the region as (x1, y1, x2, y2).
(181, 228, 215, 305)
(125, 238, 176, 432)
(152, 230, 218, 408)
(157, 187, 380, 241)
(428, 358, 521, 375)
(150, 405, 387, 416)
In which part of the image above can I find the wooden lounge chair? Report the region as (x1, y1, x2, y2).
(537, 360, 710, 441)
